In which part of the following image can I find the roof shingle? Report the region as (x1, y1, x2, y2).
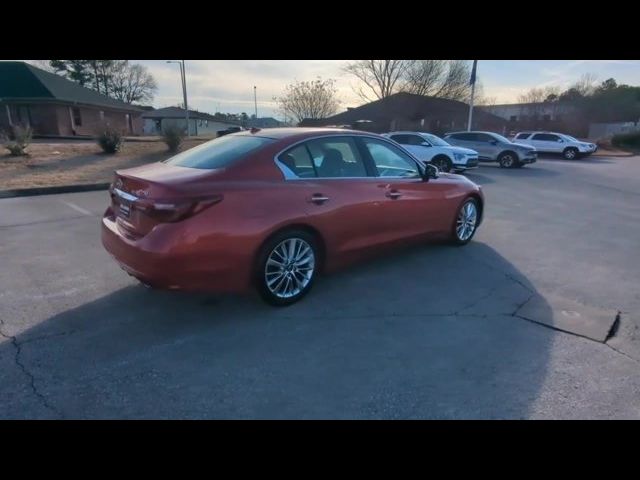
(0, 61, 142, 111)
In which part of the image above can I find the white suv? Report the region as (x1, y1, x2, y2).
(382, 131, 479, 172)
(513, 131, 597, 160)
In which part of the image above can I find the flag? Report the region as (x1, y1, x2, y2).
(470, 60, 478, 86)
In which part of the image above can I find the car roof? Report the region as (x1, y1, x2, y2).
(445, 131, 498, 136)
(386, 131, 432, 135)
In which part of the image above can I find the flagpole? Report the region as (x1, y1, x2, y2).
(467, 60, 478, 131)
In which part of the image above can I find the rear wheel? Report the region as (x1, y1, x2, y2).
(256, 230, 318, 306)
(498, 151, 518, 168)
(431, 155, 452, 173)
(563, 147, 579, 160)
(451, 198, 479, 246)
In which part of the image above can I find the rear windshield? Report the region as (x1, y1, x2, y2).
(163, 135, 274, 169)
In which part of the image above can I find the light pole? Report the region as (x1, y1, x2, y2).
(253, 86, 258, 119)
(467, 60, 478, 131)
(167, 60, 189, 136)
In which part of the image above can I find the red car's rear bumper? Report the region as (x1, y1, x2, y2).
(101, 212, 252, 293)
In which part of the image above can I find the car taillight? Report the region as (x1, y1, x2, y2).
(136, 195, 223, 223)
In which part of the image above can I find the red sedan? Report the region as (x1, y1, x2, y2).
(102, 128, 484, 305)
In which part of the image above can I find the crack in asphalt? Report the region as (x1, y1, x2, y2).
(0, 317, 64, 419)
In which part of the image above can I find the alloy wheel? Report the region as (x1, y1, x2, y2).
(264, 238, 316, 299)
(456, 201, 478, 242)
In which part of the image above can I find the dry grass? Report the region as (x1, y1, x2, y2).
(0, 139, 209, 190)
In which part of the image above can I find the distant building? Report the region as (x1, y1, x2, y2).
(478, 102, 586, 136)
(299, 92, 507, 135)
(0, 61, 144, 136)
(142, 107, 241, 136)
(246, 117, 286, 129)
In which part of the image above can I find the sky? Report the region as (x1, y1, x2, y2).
(18, 60, 640, 119)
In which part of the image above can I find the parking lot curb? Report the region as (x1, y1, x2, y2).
(0, 183, 110, 199)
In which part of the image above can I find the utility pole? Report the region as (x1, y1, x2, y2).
(167, 60, 190, 136)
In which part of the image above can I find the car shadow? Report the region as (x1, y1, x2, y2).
(0, 242, 553, 419)
(537, 154, 616, 165)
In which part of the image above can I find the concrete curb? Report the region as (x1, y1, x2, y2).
(0, 183, 110, 199)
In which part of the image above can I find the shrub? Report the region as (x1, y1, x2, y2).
(96, 126, 124, 154)
(2, 125, 33, 156)
(611, 131, 640, 150)
(162, 125, 185, 152)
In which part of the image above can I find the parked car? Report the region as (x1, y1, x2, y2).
(444, 131, 537, 168)
(217, 126, 244, 137)
(382, 131, 479, 173)
(512, 131, 597, 159)
(102, 128, 484, 306)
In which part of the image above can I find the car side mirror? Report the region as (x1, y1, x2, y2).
(422, 163, 439, 181)
(490, 140, 498, 145)
(557, 139, 564, 143)
(421, 142, 431, 147)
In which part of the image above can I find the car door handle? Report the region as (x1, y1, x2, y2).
(386, 190, 402, 199)
(308, 194, 330, 205)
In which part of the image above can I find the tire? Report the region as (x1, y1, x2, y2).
(498, 151, 518, 168)
(450, 198, 480, 246)
(563, 147, 579, 160)
(255, 229, 319, 306)
(431, 155, 453, 173)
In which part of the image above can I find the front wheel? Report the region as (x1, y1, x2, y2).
(451, 198, 480, 246)
(498, 152, 518, 168)
(563, 147, 579, 160)
(431, 155, 452, 173)
(256, 230, 319, 306)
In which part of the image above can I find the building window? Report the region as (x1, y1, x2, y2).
(73, 108, 82, 126)
(510, 115, 518, 122)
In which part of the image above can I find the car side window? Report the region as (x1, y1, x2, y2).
(452, 133, 474, 141)
(532, 133, 558, 141)
(516, 133, 531, 140)
(361, 138, 420, 178)
(390, 134, 409, 144)
(277, 144, 317, 178)
(306, 137, 368, 178)
(477, 134, 496, 143)
(406, 135, 426, 145)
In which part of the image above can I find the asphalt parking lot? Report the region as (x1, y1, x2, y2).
(1, 154, 639, 419)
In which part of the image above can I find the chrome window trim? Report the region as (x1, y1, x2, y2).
(272, 133, 424, 181)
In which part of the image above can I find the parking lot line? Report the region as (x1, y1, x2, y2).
(58, 200, 93, 216)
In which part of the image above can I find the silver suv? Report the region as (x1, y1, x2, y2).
(513, 131, 597, 160)
(443, 131, 537, 168)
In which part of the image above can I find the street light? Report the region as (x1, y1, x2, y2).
(167, 60, 189, 137)
(254, 86, 258, 119)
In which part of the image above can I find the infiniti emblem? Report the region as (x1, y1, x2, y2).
(115, 178, 124, 189)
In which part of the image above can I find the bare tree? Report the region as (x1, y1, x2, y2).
(400, 60, 447, 96)
(274, 78, 340, 123)
(345, 60, 477, 103)
(109, 61, 158, 104)
(572, 72, 598, 97)
(343, 60, 411, 101)
(433, 60, 475, 101)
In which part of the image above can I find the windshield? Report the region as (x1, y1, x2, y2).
(163, 135, 274, 169)
(561, 134, 579, 142)
(491, 133, 514, 143)
(422, 133, 450, 147)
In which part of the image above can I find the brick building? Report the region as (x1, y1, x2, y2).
(0, 61, 143, 137)
(300, 92, 507, 135)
